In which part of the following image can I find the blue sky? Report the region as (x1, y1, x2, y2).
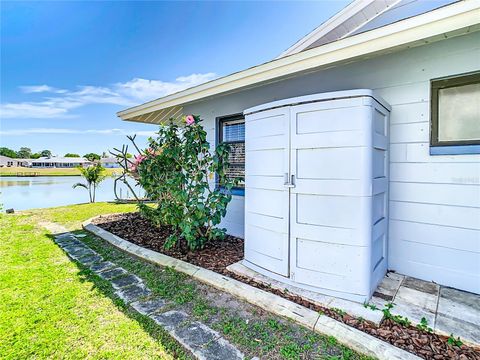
(1, 0, 350, 156)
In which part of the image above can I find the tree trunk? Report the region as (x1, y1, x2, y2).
(88, 184, 93, 203)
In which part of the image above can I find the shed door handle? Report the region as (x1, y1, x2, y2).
(284, 173, 295, 188)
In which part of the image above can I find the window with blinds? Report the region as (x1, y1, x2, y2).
(218, 115, 245, 191)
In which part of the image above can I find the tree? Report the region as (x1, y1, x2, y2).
(113, 114, 236, 251)
(40, 150, 52, 158)
(0, 147, 17, 158)
(72, 164, 107, 203)
(83, 153, 100, 161)
(30, 153, 42, 159)
(17, 147, 32, 159)
(65, 153, 81, 158)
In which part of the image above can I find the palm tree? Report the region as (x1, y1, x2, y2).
(73, 163, 107, 203)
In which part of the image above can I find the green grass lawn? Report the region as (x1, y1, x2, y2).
(1, 202, 372, 360)
(0, 203, 189, 360)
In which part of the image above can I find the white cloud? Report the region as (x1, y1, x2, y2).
(1, 72, 217, 119)
(0, 103, 72, 119)
(115, 73, 217, 102)
(20, 85, 67, 94)
(0, 128, 156, 137)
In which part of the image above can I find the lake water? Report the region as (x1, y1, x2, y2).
(0, 176, 143, 211)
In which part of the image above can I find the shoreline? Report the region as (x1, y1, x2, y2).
(0, 167, 121, 177)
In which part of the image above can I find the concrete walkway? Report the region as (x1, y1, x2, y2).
(53, 231, 245, 360)
(373, 272, 480, 346)
(228, 262, 480, 346)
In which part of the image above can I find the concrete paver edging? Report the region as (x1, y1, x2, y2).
(46, 222, 244, 360)
(83, 216, 421, 360)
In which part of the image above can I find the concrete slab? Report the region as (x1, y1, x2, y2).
(196, 335, 245, 360)
(131, 298, 167, 315)
(437, 287, 480, 331)
(58, 240, 85, 249)
(374, 273, 403, 300)
(76, 254, 103, 266)
(435, 313, 480, 346)
(328, 298, 384, 325)
(151, 311, 189, 331)
(62, 244, 87, 252)
(90, 261, 115, 273)
(437, 296, 480, 326)
(54, 234, 78, 245)
(174, 321, 244, 360)
(174, 321, 218, 349)
(402, 277, 439, 295)
(65, 247, 96, 259)
(110, 274, 143, 290)
(394, 286, 438, 313)
(439, 287, 480, 312)
(384, 272, 405, 282)
(40, 221, 69, 234)
(369, 296, 388, 311)
(389, 299, 436, 327)
(98, 267, 128, 280)
(115, 284, 152, 304)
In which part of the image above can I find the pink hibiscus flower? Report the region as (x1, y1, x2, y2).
(185, 115, 195, 125)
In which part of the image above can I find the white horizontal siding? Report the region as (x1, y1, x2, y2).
(184, 31, 480, 293)
(390, 163, 480, 185)
(390, 182, 480, 208)
(390, 201, 479, 230)
(391, 143, 480, 163)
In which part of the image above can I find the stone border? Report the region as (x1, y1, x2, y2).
(83, 216, 420, 360)
(48, 223, 245, 360)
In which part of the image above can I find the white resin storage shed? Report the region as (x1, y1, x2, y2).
(243, 90, 391, 302)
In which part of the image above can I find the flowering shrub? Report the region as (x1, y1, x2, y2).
(113, 115, 237, 250)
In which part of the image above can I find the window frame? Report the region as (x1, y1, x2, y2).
(216, 113, 245, 196)
(430, 71, 480, 148)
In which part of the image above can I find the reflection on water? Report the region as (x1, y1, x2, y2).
(0, 176, 142, 211)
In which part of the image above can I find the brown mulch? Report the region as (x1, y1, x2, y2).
(92, 212, 243, 274)
(93, 213, 480, 360)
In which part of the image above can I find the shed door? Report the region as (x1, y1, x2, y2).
(244, 107, 290, 276)
(288, 102, 370, 293)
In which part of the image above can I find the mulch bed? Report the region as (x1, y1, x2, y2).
(93, 213, 480, 360)
(92, 212, 243, 274)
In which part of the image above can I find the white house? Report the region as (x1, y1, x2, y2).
(30, 157, 92, 168)
(0, 155, 24, 167)
(117, 0, 480, 297)
(100, 157, 120, 168)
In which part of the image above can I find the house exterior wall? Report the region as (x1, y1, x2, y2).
(183, 31, 480, 294)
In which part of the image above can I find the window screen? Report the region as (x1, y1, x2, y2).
(218, 115, 245, 190)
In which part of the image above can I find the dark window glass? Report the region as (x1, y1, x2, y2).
(218, 115, 245, 190)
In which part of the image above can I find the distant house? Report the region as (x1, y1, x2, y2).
(100, 157, 120, 168)
(30, 157, 92, 168)
(0, 155, 24, 167)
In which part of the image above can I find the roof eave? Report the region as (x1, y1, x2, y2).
(118, 1, 480, 122)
